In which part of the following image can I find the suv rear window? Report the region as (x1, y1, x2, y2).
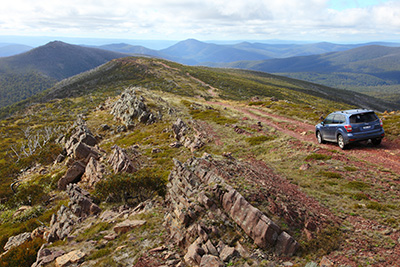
(349, 112, 378, 124)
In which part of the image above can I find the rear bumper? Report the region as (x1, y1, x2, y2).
(345, 130, 385, 144)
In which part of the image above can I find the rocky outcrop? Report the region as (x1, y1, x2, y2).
(165, 155, 299, 264)
(58, 161, 86, 190)
(110, 87, 156, 127)
(64, 123, 99, 161)
(46, 184, 101, 243)
(67, 184, 101, 218)
(81, 157, 104, 188)
(108, 145, 137, 173)
(46, 205, 78, 243)
(58, 120, 102, 190)
(171, 118, 206, 152)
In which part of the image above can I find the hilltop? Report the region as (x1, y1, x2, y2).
(1, 57, 400, 266)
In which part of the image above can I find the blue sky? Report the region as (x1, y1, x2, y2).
(0, 0, 399, 44)
(329, 0, 389, 10)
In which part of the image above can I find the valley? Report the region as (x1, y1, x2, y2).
(0, 57, 399, 266)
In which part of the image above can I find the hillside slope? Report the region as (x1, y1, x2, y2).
(1, 57, 400, 266)
(226, 45, 400, 103)
(0, 41, 128, 108)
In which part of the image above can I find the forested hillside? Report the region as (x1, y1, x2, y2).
(0, 41, 127, 108)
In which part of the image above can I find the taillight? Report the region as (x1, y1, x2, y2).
(344, 125, 352, 132)
(379, 119, 383, 127)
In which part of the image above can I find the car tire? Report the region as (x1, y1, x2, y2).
(317, 131, 325, 144)
(337, 134, 346, 149)
(372, 138, 382, 146)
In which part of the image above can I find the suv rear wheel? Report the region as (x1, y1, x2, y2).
(372, 138, 382, 146)
(337, 134, 346, 149)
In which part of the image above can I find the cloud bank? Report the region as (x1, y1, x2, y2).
(0, 0, 399, 42)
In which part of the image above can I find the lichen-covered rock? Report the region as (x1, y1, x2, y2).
(200, 255, 224, 267)
(3, 232, 32, 251)
(55, 250, 86, 267)
(184, 240, 205, 266)
(58, 161, 86, 190)
(110, 87, 156, 126)
(67, 184, 101, 218)
(113, 219, 147, 234)
(108, 145, 136, 173)
(81, 157, 104, 188)
(46, 205, 78, 243)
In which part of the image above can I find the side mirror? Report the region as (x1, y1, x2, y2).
(321, 121, 325, 126)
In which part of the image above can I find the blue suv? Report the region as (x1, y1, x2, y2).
(315, 109, 384, 149)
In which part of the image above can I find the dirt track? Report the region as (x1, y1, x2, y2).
(212, 102, 400, 174)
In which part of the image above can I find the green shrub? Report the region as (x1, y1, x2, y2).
(345, 181, 370, 190)
(344, 166, 357, 172)
(367, 201, 388, 211)
(0, 238, 45, 266)
(12, 184, 50, 207)
(246, 135, 276, 146)
(351, 192, 369, 200)
(318, 171, 342, 179)
(305, 153, 332, 161)
(94, 170, 167, 204)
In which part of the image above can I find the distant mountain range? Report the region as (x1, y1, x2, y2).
(0, 41, 128, 108)
(1, 38, 400, 109)
(0, 43, 32, 57)
(223, 45, 400, 103)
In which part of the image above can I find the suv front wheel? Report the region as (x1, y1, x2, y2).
(316, 131, 325, 144)
(337, 134, 346, 149)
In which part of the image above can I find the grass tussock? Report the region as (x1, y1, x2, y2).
(305, 153, 332, 161)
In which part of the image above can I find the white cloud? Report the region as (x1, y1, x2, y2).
(0, 0, 399, 42)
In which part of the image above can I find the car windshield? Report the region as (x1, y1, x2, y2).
(349, 112, 378, 124)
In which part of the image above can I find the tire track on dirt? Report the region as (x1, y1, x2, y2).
(211, 102, 400, 174)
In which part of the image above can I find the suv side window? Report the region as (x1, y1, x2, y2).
(334, 114, 346, 124)
(324, 114, 335, 124)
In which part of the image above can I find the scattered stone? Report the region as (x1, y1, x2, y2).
(99, 124, 111, 131)
(319, 256, 334, 267)
(283, 261, 294, 266)
(32, 246, 65, 267)
(152, 148, 161, 154)
(172, 118, 188, 141)
(148, 246, 167, 253)
(3, 232, 32, 251)
(305, 262, 318, 267)
(300, 163, 311, 171)
(113, 219, 147, 234)
(202, 240, 218, 256)
(184, 241, 205, 266)
(55, 250, 86, 267)
(104, 233, 118, 241)
(12, 205, 32, 218)
(200, 255, 224, 267)
(219, 246, 239, 262)
(170, 141, 182, 148)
